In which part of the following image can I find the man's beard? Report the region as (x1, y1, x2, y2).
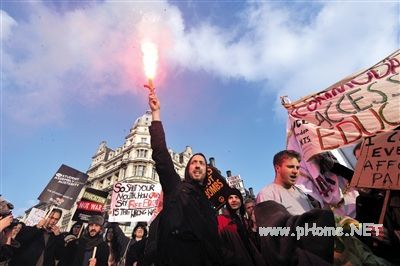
(89, 230, 99, 237)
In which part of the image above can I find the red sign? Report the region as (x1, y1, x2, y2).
(77, 200, 104, 212)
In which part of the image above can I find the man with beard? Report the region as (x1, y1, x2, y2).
(12, 208, 63, 266)
(70, 215, 109, 266)
(147, 91, 221, 266)
(256, 150, 314, 215)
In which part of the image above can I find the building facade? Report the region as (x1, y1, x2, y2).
(60, 111, 193, 234)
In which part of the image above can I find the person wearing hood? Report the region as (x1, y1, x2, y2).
(217, 188, 264, 266)
(147, 91, 221, 266)
(70, 215, 109, 266)
(125, 224, 148, 266)
(58, 222, 83, 266)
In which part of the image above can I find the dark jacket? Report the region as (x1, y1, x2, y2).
(254, 201, 334, 266)
(356, 190, 400, 264)
(126, 238, 147, 266)
(107, 223, 131, 264)
(217, 214, 264, 266)
(149, 121, 222, 266)
(11, 225, 63, 266)
(70, 233, 109, 266)
(0, 236, 19, 265)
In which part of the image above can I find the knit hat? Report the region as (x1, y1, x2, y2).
(88, 215, 104, 226)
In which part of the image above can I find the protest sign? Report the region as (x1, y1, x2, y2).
(25, 207, 47, 226)
(227, 175, 246, 196)
(284, 49, 400, 161)
(38, 164, 88, 210)
(205, 166, 230, 210)
(350, 129, 400, 190)
(72, 187, 108, 222)
(108, 182, 161, 223)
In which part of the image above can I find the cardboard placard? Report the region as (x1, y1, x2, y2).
(350, 130, 400, 190)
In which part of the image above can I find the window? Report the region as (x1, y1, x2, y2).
(134, 165, 146, 177)
(152, 167, 158, 180)
(136, 149, 148, 158)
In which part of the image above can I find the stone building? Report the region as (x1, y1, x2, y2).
(59, 111, 193, 234)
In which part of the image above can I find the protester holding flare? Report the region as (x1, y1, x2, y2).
(147, 90, 222, 265)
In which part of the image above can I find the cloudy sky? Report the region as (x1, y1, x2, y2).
(2, 1, 399, 215)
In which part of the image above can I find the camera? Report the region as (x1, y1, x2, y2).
(0, 216, 19, 231)
(0, 197, 17, 231)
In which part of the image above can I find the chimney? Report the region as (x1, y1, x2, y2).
(226, 170, 232, 177)
(249, 187, 255, 197)
(209, 157, 216, 167)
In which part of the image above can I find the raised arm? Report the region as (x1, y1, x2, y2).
(148, 92, 181, 195)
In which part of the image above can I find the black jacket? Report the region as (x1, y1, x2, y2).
(126, 238, 147, 266)
(149, 121, 222, 266)
(254, 201, 334, 266)
(11, 226, 63, 266)
(70, 234, 109, 266)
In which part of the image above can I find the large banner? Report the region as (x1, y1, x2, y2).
(38, 164, 88, 210)
(284, 49, 400, 161)
(72, 187, 108, 222)
(351, 129, 400, 190)
(109, 182, 162, 223)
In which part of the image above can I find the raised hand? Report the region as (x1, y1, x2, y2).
(149, 92, 160, 112)
(0, 214, 13, 232)
(149, 91, 161, 121)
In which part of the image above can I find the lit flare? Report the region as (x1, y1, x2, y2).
(141, 41, 158, 91)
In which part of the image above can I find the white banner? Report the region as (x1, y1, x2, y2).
(284, 49, 400, 161)
(109, 182, 162, 223)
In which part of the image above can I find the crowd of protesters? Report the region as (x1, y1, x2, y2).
(0, 91, 398, 266)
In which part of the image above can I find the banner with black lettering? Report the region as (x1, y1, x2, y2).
(351, 129, 400, 190)
(38, 164, 88, 210)
(109, 182, 162, 223)
(205, 166, 231, 210)
(72, 187, 108, 222)
(284, 49, 400, 161)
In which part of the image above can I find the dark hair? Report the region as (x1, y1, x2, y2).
(132, 223, 148, 238)
(184, 153, 208, 183)
(273, 150, 301, 167)
(50, 208, 63, 217)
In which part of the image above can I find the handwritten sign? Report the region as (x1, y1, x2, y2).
(351, 130, 400, 190)
(205, 166, 230, 210)
(109, 182, 161, 223)
(284, 49, 400, 161)
(25, 207, 46, 226)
